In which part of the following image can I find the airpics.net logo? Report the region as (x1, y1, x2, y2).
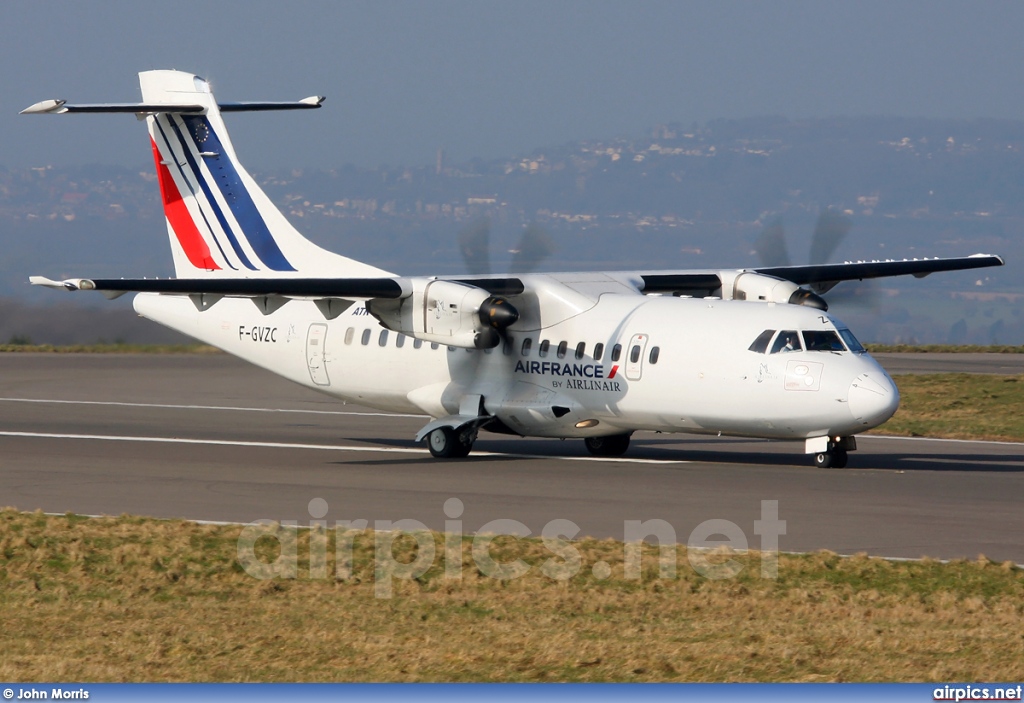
(235, 498, 786, 599)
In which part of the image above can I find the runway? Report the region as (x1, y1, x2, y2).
(0, 353, 1022, 563)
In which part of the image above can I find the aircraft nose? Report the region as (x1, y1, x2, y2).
(848, 371, 900, 429)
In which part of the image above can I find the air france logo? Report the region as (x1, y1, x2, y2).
(514, 360, 622, 391)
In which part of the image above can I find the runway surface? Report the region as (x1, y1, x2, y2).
(1, 353, 1022, 563)
(873, 352, 1024, 375)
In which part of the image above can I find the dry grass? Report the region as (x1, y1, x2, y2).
(875, 373, 1024, 442)
(1, 509, 1023, 682)
(0, 343, 221, 354)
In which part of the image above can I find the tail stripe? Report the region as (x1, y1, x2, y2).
(151, 121, 238, 270)
(180, 115, 296, 272)
(160, 116, 259, 271)
(150, 139, 221, 271)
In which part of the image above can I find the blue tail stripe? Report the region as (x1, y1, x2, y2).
(181, 116, 296, 272)
(153, 118, 238, 270)
(166, 117, 258, 271)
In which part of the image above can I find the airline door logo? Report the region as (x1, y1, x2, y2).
(514, 360, 623, 392)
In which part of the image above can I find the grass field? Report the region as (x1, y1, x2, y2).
(875, 374, 1024, 442)
(1, 510, 1022, 682)
(0, 343, 220, 354)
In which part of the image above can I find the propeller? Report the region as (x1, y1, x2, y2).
(474, 295, 520, 348)
(457, 218, 555, 275)
(754, 207, 878, 309)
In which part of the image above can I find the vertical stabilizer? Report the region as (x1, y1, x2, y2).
(140, 70, 390, 278)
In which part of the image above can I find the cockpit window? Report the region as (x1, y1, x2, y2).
(770, 331, 802, 354)
(802, 330, 846, 352)
(837, 328, 866, 353)
(748, 329, 776, 354)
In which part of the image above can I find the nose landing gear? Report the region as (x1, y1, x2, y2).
(809, 436, 856, 469)
(814, 448, 848, 469)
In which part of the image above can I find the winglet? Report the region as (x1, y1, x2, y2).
(29, 275, 80, 290)
(20, 99, 67, 115)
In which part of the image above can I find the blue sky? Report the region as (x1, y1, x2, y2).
(5, 1, 1024, 170)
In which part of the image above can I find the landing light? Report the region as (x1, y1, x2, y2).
(575, 419, 600, 429)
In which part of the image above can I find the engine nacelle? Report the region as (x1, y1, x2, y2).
(720, 272, 828, 311)
(367, 279, 518, 349)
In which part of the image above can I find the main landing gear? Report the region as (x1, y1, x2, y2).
(584, 433, 632, 457)
(426, 426, 476, 459)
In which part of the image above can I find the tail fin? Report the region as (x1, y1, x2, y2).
(140, 70, 389, 278)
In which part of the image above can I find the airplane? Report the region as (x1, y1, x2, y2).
(23, 70, 1005, 468)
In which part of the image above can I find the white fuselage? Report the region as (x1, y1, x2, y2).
(134, 282, 899, 444)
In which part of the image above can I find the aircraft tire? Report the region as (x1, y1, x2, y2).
(584, 433, 631, 457)
(814, 452, 833, 469)
(427, 426, 473, 459)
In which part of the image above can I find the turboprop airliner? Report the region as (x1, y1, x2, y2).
(24, 70, 1004, 468)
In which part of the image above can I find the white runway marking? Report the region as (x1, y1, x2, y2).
(0, 396, 426, 419)
(0, 431, 687, 465)
(864, 434, 1024, 447)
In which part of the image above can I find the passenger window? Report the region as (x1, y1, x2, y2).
(539, 340, 550, 358)
(521, 338, 533, 356)
(344, 327, 355, 345)
(770, 331, 801, 354)
(360, 329, 371, 346)
(378, 330, 389, 347)
(629, 345, 641, 363)
(575, 342, 586, 360)
(413, 339, 423, 349)
(837, 328, 865, 353)
(396, 334, 406, 348)
(748, 329, 775, 354)
(803, 330, 846, 352)
(611, 344, 622, 362)
(556, 341, 568, 359)
(503, 336, 514, 356)
(649, 346, 660, 364)
(593, 343, 604, 361)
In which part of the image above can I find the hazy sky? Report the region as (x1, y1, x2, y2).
(5, 1, 1024, 171)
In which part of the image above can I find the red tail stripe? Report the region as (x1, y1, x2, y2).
(150, 139, 219, 270)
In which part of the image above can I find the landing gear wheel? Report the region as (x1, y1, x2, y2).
(585, 433, 631, 457)
(814, 449, 849, 469)
(427, 427, 474, 459)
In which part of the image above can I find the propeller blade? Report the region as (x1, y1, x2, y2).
(458, 218, 491, 276)
(509, 223, 555, 274)
(753, 216, 791, 268)
(809, 207, 852, 265)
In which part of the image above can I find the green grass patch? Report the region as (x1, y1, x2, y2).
(1, 509, 1022, 682)
(875, 373, 1024, 442)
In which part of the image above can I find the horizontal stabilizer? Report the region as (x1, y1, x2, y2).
(21, 97, 324, 115)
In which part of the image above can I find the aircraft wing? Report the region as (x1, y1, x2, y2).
(638, 253, 1004, 295)
(30, 254, 1003, 300)
(28, 275, 525, 298)
(750, 253, 1004, 293)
